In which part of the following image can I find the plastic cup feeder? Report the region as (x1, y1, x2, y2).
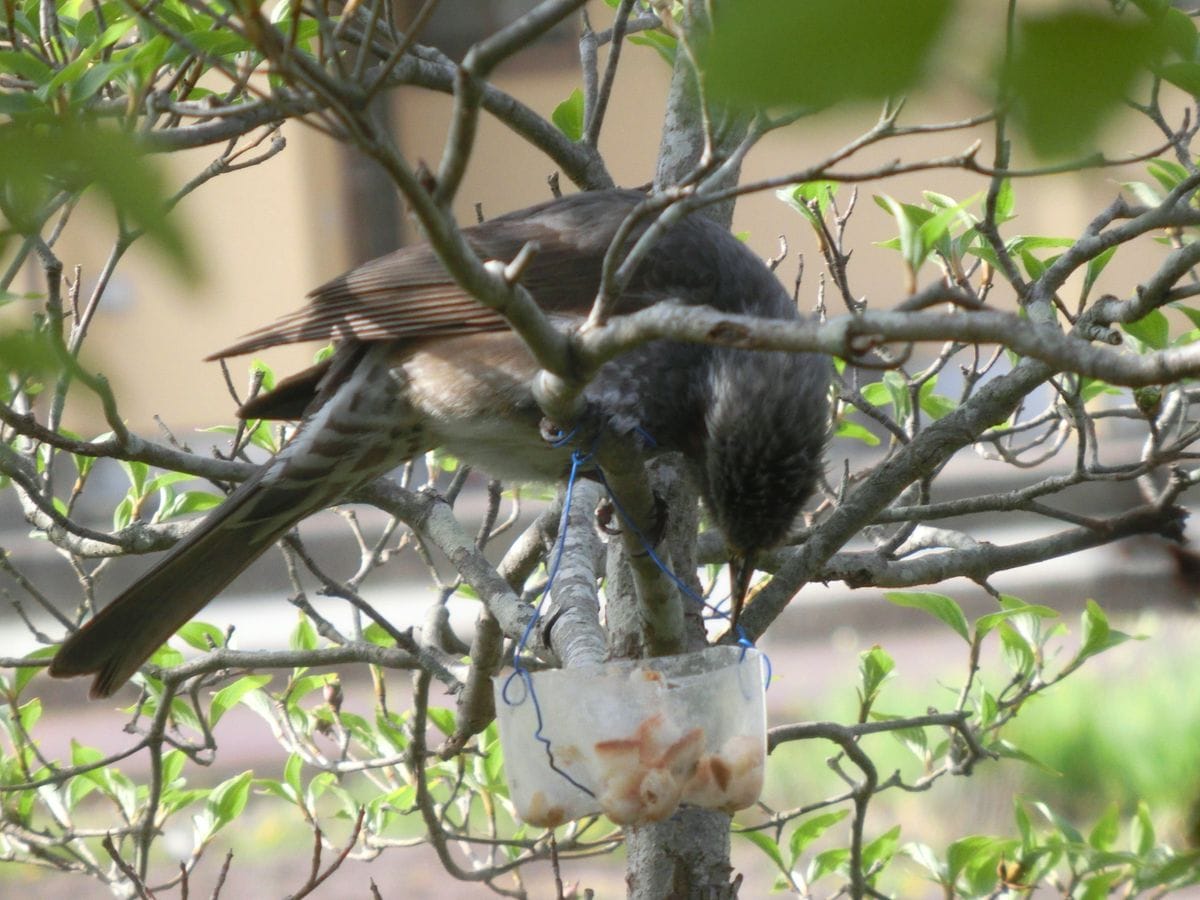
(493, 645, 768, 828)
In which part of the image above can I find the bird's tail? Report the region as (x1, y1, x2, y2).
(48, 469, 316, 698)
(50, 343, 414, 699)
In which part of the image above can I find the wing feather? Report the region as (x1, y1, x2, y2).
(208, 191, 647, 360)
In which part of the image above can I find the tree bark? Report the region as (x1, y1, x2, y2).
(625, 3, 749, 895)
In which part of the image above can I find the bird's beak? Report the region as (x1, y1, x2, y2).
(728, 550, 757, 628)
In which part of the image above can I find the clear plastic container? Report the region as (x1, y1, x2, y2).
(493, 646, 767, 827)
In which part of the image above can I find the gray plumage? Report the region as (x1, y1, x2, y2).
(49, 190, 829, 698)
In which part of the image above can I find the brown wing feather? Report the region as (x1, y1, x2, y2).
(207, 191, 647, 361)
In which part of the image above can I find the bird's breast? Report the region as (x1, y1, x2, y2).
(396, 332, 572, 482)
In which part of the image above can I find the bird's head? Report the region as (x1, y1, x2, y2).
(699, 347, 830, 626)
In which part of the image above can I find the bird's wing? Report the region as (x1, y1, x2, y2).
(208, 193, 645, 360)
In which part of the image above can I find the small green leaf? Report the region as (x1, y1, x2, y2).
(858, 646, 894, 707)
(741, 829, 787, 873)
(807, 847, 851, 883)
(1161, 61, 1200, 97)
(918, 379, 957, 420)
(1122, 308, 1170, 350)
(210, 674, 272, 726)
(1088, 803, 1120, 851)
(551, 88, 585, 141)
(1008, 10, 1170, 158)
(290, 615, 318, 651)
(993, 179, 1015, 223)
(176, 621, 226, 651)
(427, 706, 456, 737)
(862, 824, 901, 872)
(0, 329, 57, 376)
(705, 0, 955, 109)
(207, 770, 253, 829)
(1081, 246, 1117, 304)
(1033, 801, 1085, 846)
(997, 620, 1035, 675)
(285, 752, 304, 800)
(902, 842, 947, 883)
(162, 749, 186, 786)
(627, 30, 676, 66)
(789, 809, 850, 860)
(778, 181, 839, 228)
(834, 418, 880, 446)
(975, 604, 1058, 640)
(884, 591, 970, 643)
(1131, 800, 1155, 855)
(995, 741, 1059, 775)
(1071, 599, 1135, 668)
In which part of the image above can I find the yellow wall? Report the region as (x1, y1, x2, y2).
(28, 20, 1174, 436)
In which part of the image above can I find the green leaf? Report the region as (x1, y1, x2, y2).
(1089, 802, 1120, 851)
(427, 706, 456, 737)
(1162, 6, 1199, 57)
(162, 749, 186, 786)
(834, 417, 881, 446)
(1147, 158, 1189, 193)
(627, 30, 676, 66)
(1122, 308, 1170, 350)
(1123, 179, 1163, 208)
(993, 179, 1015, 223)
(1070, 600, 1135, 668)
(789, 809, 849, 860)
(210, 674, 272, 726)
(14, 646, 55, 696)
(862, 824, 901, 872)
(872, 712, 929, 761)
(362, 622, 395, 647)
(975, 603, 1058, 640)
(290, 615, 318, 651)
(1081, 247, 1117, 304)
(207, 770, 253, 829)
(0, 123, 195, 275)
(917, 379, 957, 420)
(1174, 304, 1200, 331)
(0, 50, 54, 83)
(1131, 800, 1155, 855)
(947, 834, 1000, 883)
(994, 740, 1059, 775)
(860, 381, 892, 408)
(176, 621, 226, 651)
(1008, 10, 1170, 158)
(285, 752, 304, 800)
(1034, 801, 1085, 846)
(1161, 61, 1200, 96)
(902, 842, 948, 883)
(807, 847, 850, 883)
(0, 329, 57, 376)
(551, 87, 584, 142)
(875, 193, 935, 275)
(778, 181, 839, 229)
(997, 620, 1035, 675)
(705, 0, 955, 109)
(858, 646, 894, 707)
(884, 591, 969, 643)
(741, 829, 787, 873)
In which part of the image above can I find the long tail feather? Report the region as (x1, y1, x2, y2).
(50, 343, 415, 699)
(48, 471, 310, 698)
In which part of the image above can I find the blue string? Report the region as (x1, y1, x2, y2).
(499, 434, 775, 802)
(502, 449, 597, 798)
(590, 467, 773, 689)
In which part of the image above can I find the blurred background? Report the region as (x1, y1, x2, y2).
(3, 0, 1199, 896)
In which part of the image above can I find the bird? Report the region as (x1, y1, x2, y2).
(48, 189, 829, 698)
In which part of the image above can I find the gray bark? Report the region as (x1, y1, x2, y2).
(626, 3, 749, 896)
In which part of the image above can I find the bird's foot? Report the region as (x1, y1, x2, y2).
(595, 493, 668, 555)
